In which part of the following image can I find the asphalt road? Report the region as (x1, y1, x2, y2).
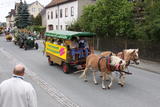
(0, 36, 160, 107)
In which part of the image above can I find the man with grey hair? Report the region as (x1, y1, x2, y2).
(0, 64, 37, 107)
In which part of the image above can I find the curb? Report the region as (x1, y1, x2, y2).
(131, 65, 160, 75)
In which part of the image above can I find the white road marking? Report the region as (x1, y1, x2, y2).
(0, 48, 80, 107)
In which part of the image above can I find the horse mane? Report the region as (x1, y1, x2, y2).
(110, 56, 126, 66)
(124, 49, 135, 53)
(90, 47, 94, 54)
(116, 52, 124, 59)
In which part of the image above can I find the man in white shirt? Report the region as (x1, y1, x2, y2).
(0, 64, 37, 107)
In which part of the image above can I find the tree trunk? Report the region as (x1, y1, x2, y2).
(124, 39, 128, 49)
(97, 37, 100, 50)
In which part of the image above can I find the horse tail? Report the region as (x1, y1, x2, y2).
(79, 70, 85, 78)
(79, 67, 89, 79)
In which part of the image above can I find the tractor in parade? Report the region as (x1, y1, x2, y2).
(14, 29, 39, 50)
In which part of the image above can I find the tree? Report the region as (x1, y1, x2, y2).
(21, 1, 30, 27)
(67, 20, 82, 31)
(35, 14, 42, 26)
(69, 0, 160, 41)
(73, 0, 134, 38)
(133, 0, 160, 41)
(30, 15, 35, 25)
(143, 0, 160, 41)
(15, 0, 30, 28)
(30, 14, 42, 26)
(15, 0, 23, 28)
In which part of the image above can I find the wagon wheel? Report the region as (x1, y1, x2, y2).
(62, 63, 70, 74)
(19, 43, 23, 48)
(24, 45, 27, 50)
(19, 44, 23, 48)
(48, 57, 54, 65)
(14, 41, 17, 45)
(35, 43, 39, 50)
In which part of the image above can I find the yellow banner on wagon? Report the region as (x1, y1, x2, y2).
(45, 42, 67, 60)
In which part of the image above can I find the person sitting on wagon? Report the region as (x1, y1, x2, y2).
(57, 39, 64, 46)
(70, 37, 79, 60)
(79, 37, 89, 57)
(53, 39, 58, 44)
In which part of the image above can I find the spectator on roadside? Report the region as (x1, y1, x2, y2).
(0, 64, 37, 107)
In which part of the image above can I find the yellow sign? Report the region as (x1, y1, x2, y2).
(45, 42, 67, 60)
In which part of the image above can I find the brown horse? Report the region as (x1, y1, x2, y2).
(117, 49, 140, 65)
(101, 49, 140, 66)
(80, 53, 127, 89)
(101, 49, 140, 86)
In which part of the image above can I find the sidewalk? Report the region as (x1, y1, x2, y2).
(94, 50, 160, 74)
(131, 59, 160, 74)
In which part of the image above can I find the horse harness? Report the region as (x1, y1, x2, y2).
(98, 55, 132, 75)
(98, 56, 121, 72)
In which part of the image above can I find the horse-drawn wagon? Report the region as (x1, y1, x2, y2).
(44, 30, 96, 74)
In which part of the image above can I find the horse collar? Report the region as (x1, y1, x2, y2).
(98, 56, 105, 72)
(98, 56, 111, 72)
(105, 56, 111, 71)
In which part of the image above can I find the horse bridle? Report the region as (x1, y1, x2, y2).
(133, 58, 140, 65)
(121, 50, 140, 66)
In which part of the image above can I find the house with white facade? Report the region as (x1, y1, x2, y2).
(6, 0, 44, 29)
(45, 0, 96, 31)
(5, 9, 16, 29)
(28, 1, 44, 18)
(40, 8, 46, 27)
(14, 1, 44, 18)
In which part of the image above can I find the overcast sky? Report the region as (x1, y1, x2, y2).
(0, 0, 51, 22)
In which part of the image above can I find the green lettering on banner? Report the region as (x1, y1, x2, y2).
(47, 48, 60, 54)
(48, 45, 59, 50)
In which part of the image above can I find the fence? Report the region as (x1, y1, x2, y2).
(93, 37, 160, 62)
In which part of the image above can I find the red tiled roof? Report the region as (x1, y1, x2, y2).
(45, 0, 77, 9)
